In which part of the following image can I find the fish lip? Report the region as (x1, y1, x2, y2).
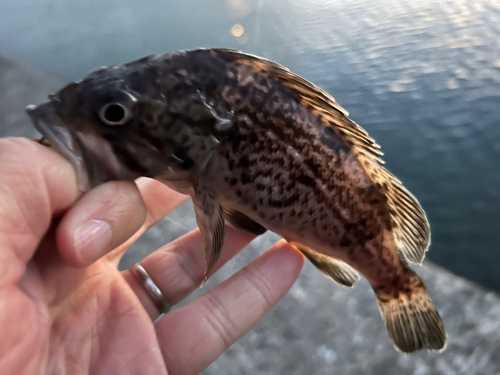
(26, 103, 92, 192)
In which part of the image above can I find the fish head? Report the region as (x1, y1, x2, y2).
(26, 58, 230, 192)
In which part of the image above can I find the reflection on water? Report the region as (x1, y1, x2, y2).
(1, 0, 499, 290)
(256, 0, 500, 291)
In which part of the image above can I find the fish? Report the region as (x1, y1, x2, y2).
(26, 48, 447, 354)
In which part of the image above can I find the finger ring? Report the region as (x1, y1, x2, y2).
(130, 263, 171, 315)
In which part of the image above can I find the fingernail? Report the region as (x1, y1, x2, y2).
(74, 220, 112, 262)
(135, 177, 152, 189)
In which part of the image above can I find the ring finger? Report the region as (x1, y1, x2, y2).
(123, 224, 257, 319)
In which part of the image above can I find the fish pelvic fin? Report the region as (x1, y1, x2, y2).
(359, 154, 431, 265)
(223, 207, 267, 235)
(291, 243, 360, 287)
(375, 273, 447, 354)
(191, 177, 225, 282)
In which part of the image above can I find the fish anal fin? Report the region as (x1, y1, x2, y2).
(291, 243, 360, 287)
(223, 207, 267, 235)
(191, 177, 225, 281)
(375, 273, 447, 353)
(359, 154, 431, 265)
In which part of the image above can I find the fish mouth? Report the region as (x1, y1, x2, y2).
(26, 103, 92, 192)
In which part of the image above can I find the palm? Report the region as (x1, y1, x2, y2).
(0, 138, 304, 375)
(25, 257, 159, 373)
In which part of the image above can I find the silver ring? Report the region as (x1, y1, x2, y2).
(130, 263, 171, 314)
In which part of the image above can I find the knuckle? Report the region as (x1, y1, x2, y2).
(200, 293, 236, 349)
(240, 266, 276, 312)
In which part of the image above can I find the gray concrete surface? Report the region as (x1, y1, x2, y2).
(2, 57, 500, 374)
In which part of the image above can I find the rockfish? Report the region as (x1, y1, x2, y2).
(26, 48, 447, 353)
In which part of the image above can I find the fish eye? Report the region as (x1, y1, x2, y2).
(99, 102, 131, 126)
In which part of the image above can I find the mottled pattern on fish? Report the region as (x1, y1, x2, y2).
(26, 48, 447, 354)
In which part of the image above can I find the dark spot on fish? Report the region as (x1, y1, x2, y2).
(251, 203, 258, 211)
(236, 190, 242, 197)
(296, 173, 315, 187)
(238, 155, 250, 168)
(230, 178, 238, 186)
(320, 127, 351, 153)
(303, 158, 320, 179)
(249, 132, 258, 143)
(249, 96, 259, 107)
(270, 123, 284, 139)
(290, 209, 296, 217)
(340, 239, 351, 247)
(259, 212, 265, 219)
(222, 76, 232, 86)
(241, 172, 250, 185)
(207, 79, 219, 92)
(145, 114, 154, 123)
(239, 85, 249, 97)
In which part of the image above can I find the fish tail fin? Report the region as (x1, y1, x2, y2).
(375, 272, 447, 353)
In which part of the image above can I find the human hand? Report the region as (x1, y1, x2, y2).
(0, 138, 304, 375)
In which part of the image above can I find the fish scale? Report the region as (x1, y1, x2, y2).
(27, 48, 446, 354)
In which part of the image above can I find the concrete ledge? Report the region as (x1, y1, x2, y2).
(2, 57, 499, 375)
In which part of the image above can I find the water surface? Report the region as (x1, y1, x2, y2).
(1, 0, 499, 291)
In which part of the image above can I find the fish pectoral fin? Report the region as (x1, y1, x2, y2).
(223, 207, 267, 235)
(291, 243, 360, 287)
(191, 177, 225, 282)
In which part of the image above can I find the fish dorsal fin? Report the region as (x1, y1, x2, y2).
(291, 243, 360, 287)
(359, 155, 431, 264)
(212, 48, 384, 164)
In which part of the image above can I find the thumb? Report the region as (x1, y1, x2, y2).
(0, 138, 81, 287)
